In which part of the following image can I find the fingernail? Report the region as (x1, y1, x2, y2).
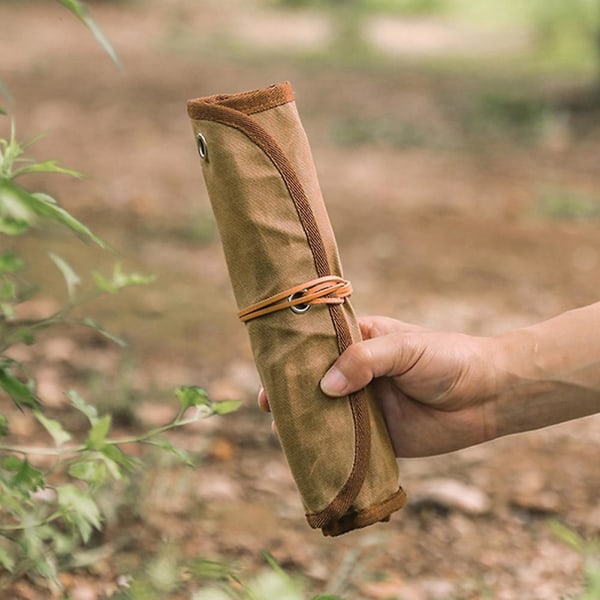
(320, 366, 348, 397)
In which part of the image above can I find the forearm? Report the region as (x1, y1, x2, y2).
(493, 302, 600, 438)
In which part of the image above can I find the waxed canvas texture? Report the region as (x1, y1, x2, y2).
(187, 82, 406, 535)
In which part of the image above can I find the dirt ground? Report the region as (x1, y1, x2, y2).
(2, 1, 600, 598)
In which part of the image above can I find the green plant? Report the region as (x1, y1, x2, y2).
(534, 187, 600, 221)
(549, 521, 600, 600)
(188, 553, 341, 600)
(0, 383, 237, 590)
(270, 0, 443, 14)
(533, 0, 600, 80)
(0, 107, 242, 593)
(0, 1, 242, 595)
(189, 536, 387, 600)
(331, 115, 431, 149)
(57, 0, 122, 69)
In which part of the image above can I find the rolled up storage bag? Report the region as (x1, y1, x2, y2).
(187, 82, 406, 536)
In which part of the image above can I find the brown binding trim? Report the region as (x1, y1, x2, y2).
(187, 82, 295, 118)
(188, 86, 371, 529)
(320, 486, 408, 537)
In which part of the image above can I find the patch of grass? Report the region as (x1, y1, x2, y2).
(549, 520, 600, 600)
(438, 0, 600, 79)
(467, 90, 554, 141)
(534, 187, 600, 221)
(267, 0, 444, 14)
(442, 0, 534, 26)
(331, 116, 434, 149)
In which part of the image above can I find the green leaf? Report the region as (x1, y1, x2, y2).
(0, 180, 35, 224)
(0, 180, 110, 249)
(100, 443, 141, 473)
(0, 278, 17, 302)
(0, 251, 25, 273)
(85, 414, 112, 450)
(81, 317, 126, 346)
(12, 159, 85, 179)
(57, 0, 123, 70)
(175, 386, 210, 410)
(150, 438, 195, 467)
(583, 558, 600, 600)
(2, 455, 23, 470)
(68, 389, 99, 424)
(3, 456, 45, 493)
(0, 365, 38, 409)
(147, 548, 180, 593)
(34, 410, 72, 446)
(92, 270, 117, 293)
(1, 301, 15, 319)
(70, 448, 126, 483)
(68, 459, 109, 486)
(0, 79, 13, 105)
(0, 216, 29, 235)
(187, 558, 237, 581)
(48, 252, 81, 300)
(263, 552, 290, 580)
(0, 545, 15, 573)
(31, 190, 111, 249)
(93, 264, 156, 294)
(0, 81, 11, 118)
(212, 400, 242, 415)
(115, 269, 156, 288)
(16, 327, 35, 346)
(549, 520, 585, 552)
(57, 484, 102, 543)
(0, 414, 9, 436)
(127, 579, 160, 600)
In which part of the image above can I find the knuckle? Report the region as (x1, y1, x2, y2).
(340, 342, 373, 382)
(348, 342, 372, 367)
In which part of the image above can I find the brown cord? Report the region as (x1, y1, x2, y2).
(238, 276, 352, 323)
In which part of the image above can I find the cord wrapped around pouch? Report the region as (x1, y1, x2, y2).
(187, 82, 406, 536)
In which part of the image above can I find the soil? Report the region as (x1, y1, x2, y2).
(1, 1, 599, 598)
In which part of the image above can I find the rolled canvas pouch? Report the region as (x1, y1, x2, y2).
(187, 82, 406, 536)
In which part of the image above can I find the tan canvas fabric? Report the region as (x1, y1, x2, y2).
(187, 82, 406, 536)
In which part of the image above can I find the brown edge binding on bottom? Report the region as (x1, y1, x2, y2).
(188, 83, 379, 532)
(320, 486, 408, 537)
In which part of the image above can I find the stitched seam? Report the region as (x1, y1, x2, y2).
(187, 82, 294, 118)
(318, 486, 407, 537)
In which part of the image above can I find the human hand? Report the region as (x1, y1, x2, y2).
(259, 315, 501, 457)
(259, 304, 600, 458)
(322, 316, 503, 456)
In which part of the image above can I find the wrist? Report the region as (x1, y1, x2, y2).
(488, 327, 544, 439)
(489, 306, 600, 439)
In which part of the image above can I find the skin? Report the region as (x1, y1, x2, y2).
(258, 302, 600, 457)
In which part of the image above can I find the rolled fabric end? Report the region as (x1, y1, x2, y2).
(187, 82, 406, 536)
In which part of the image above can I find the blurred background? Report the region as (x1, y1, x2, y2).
(1, 0, 600, 597)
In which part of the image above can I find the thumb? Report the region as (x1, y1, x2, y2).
(320, 333, 417, 397)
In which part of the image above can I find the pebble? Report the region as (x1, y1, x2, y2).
(410, 478, 491, 515)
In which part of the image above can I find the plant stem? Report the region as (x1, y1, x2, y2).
(0, 511, 62, 531)
(106, 409, 211, 445)
(0, 408, 210, 456)
(0, 443, 85, 456)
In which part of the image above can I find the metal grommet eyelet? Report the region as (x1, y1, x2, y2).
(289, 290, 310, 314)
(196, 133, 208, 160)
